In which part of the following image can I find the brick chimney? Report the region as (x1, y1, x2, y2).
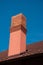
(8, 13, 26, 56)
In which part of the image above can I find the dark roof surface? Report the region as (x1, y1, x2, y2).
(0, 50, 8, 60)
(0, 41, 43, 62)
(27, 41, 43, 54)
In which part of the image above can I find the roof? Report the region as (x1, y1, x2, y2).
(0, 50, 8, 61)
(0, 41, 43, 62)
(27, 41, 43, 54)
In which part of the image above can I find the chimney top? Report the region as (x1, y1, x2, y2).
(12, 13, 26, 18)
(11, 13, 26, 28)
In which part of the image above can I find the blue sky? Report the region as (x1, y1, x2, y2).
(0, 0, 43, 52)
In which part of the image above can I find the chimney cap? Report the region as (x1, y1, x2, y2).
(12, 13, 26, 19)
(11, 13, 26, 28)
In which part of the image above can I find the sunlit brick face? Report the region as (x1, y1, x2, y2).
(8, 13, 26, 56)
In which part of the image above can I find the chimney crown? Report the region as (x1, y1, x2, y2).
(11, 13, 26, 28)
